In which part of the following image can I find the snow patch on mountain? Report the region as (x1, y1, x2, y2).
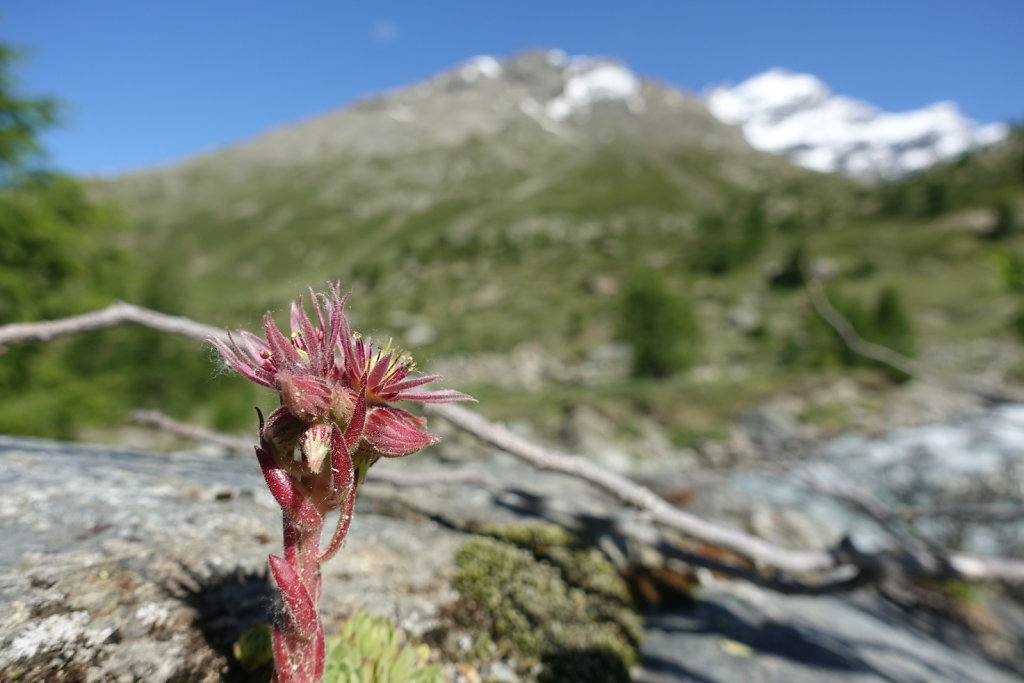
(707, 68, 1008, 177)
(460, 55, 502, 82)
(545, 58, 645, 121)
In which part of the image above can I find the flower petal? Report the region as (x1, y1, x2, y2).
(395, 389, 477, 404)
(366, 350, 393, 390)
(210, 333, 274, 388)
(327, 421, 353, 496)
(381, 374, 442, 394)
(264, 311, 302, 369)
(362, 406, 439, 457)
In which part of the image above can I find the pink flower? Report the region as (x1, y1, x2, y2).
(336, 332, 472, 475)
(212, 283, 473, 481)
(212, 284, 473, 681)
(212, 284, 347, 423)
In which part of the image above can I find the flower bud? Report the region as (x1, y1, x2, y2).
(260, 407, 307, 477)
(297, 423, 333, 474)
(278, 373, 330, 422)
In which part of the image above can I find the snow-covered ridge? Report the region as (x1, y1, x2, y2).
(707, 68, 1008, 177)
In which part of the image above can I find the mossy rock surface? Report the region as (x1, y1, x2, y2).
(452, 523, 641, 681)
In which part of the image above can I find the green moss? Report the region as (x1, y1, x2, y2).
(452, 523, 641, 681)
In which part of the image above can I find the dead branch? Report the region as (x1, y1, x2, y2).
(792, 476, 942, 560)
(805, 275, 1024, 403)
(797, 476, 1024, 527)
(893, 503, 1024, 523)
(424, 402, 1024, 584)
(2, 303, 1023, 586)
(131, 409, 249, 452)
(0, 301, 226, 348)
(425, 402, 834, 575)
(131, 407, 867, 594)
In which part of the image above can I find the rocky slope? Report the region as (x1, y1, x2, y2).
(194, 50, 748, 168)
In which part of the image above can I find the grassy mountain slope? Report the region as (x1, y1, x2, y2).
(65, 59, 1024, 442)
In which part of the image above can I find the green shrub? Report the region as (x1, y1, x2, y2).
(923, 181, 950, 216)
(1010, 306, 1024, 340)
(769, 244, 806, 290)
(985, 201, 1018, 241)
(620, 274, 701, 378)
(995, 248, 1024, 293)
(873, 286, 915, 357)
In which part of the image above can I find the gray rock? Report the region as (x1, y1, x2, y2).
(2, 433, 1020, 681)
(0, 435, 465, 680)
(637, 578, 1022, 683)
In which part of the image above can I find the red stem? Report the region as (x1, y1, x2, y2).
(271, 509, 327, 682)
(258, 412, 358, 682)
(318, 479, 359, 564)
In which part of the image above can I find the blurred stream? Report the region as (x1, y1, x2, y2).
(734, 403, 1024, 554)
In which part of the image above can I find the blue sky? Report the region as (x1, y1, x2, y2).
(5, 1, 1023, 175)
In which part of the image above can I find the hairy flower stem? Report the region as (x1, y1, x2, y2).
(270, 515, 325, 683)
(261, 454, 360, 683)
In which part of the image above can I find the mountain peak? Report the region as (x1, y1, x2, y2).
(707, 69, 1007, 177)
(454, 50, 644, 122)
(201, 50, 745, 169)
(709, 68, 830, 125)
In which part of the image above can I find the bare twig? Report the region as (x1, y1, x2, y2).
(796, 475, 1024, 527)
(3, 303, 1023, 585)
(0, 301, 227, 348)
(805, 276, 925, 378)
(893, 503, 1024, 524)
(423, 402, 1024, 584)
(425, 403, 834, 574)
(805, 275, 1024, 403)
(131, 409, 249, 452)
(792, 476, 941, 559)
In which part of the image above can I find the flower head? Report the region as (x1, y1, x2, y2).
(212, 284, 347, 422)
(212, 283, 473, 483)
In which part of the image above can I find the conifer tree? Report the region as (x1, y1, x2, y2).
(873, 286, 915, 358)
(620, 274, 701, 378)
(985, 201, 1017, 241)
(0, 44, 125, 434)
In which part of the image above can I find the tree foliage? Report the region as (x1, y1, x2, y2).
(0, 45, 128, 435)
(785, 284, 916, 382)
(985, 201, 1018, 241)
(0, 46, 56, 183)
(619, 274, 701, 379)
